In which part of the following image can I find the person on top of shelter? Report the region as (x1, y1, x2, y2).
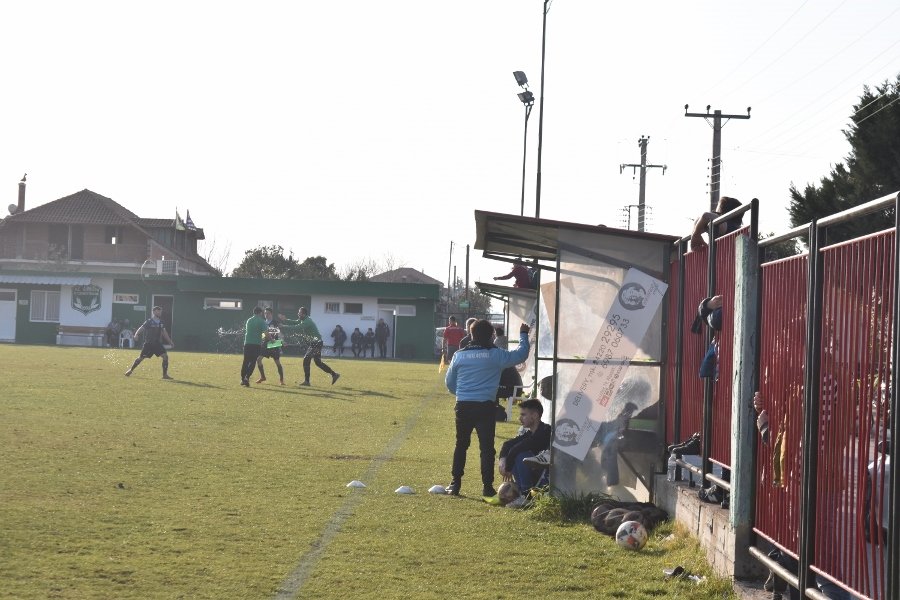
(493, 258, 535, 289)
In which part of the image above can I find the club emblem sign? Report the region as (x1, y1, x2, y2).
(72, 284, 102, 315)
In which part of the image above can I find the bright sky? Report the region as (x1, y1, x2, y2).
(1, 1, 898, 287)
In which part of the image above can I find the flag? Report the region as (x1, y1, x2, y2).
(185, 210, 197, 231)
(438, 353, 446, 374)
(175, 209, 186, 231)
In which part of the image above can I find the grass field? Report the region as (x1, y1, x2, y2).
(0, 346, 735, 599)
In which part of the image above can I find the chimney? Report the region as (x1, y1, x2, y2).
(17, 176, 26, 213)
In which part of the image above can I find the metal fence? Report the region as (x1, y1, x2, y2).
(662, 192, 899, 599)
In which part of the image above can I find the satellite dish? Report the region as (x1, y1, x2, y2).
(7, 204, 17, 215)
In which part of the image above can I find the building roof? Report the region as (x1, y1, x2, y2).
(6, 189, 139, 225)
(370, 267, 442, 286)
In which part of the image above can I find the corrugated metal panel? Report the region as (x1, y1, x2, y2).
(0, 274, 91, 285)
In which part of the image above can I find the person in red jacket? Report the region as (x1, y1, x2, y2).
(442, 316, 466, 361)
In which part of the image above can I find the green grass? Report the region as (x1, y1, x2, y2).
(0, 346, 735, 599)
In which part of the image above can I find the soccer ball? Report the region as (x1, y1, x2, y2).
(615, 520, 648, 551)
(497, 481, 520, 506)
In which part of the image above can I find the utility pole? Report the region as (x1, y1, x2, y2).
(534, 0, 550, 219)
(619, 135, 666, 232)
(685, 105, 751, 212)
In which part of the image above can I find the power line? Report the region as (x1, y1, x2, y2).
(723, 0, 849, 97)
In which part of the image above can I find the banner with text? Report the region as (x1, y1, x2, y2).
(553, 267, 667, 460)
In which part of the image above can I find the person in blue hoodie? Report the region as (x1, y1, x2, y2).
(445, 319, 531, 497)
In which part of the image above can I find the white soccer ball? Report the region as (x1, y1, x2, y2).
(497, 481, 520, 506)
(615, 520, 648, 551)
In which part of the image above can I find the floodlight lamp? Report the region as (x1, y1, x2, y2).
(513, 71, 528, 87)
(517, 91, 535, 105)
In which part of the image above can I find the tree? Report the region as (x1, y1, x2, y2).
(788, 76, 900, 242)
(295, 256, 340, 280)
(230, 245, 301, 279)
(230, 247, 341, 280)
(198, 235, 232, 276)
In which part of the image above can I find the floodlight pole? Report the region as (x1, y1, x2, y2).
(520, 101, 533, 217)
(534, 0, 550, 219)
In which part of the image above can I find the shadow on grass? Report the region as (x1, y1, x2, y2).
(166, 380, 225, 389)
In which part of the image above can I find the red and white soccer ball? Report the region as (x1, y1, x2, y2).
(615, 520, 648, 551)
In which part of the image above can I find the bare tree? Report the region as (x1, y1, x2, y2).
(199, 235, 232, 276)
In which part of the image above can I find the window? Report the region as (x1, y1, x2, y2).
(396, 305, 416, 317)
(343, 303, 363, 314)
(30, 290, 60, 322)
(257, 300, 273, 310)
(204, 298, 243, 310)
(113, 293, 140, 304)
(324, 302, 340, 314)
(105, 226, 124, 245)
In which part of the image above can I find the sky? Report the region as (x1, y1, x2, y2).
(1, 1, 898, 288)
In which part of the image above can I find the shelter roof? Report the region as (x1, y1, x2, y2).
(474, 210, 678, 262)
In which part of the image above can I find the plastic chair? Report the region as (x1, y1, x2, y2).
(119, 329, 134, 349)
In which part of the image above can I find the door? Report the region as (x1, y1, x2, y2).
(0, 289, 16, 342)
(152, 294, 175, 340)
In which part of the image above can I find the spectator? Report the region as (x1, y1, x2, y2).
(350, 327, 364, 358)
(458, 317, 478, 350)
(689, 196, 744, 251)
(498, 399, 551, 492)
(444, 319, 531, 497)
(106, 319, 122, 348)
(442, 316, 466, 361)
(364, 327, 376, 358)
(493, 325, 508, 350)
(331, 325, 347, 357)
(375, 318, 390, 358)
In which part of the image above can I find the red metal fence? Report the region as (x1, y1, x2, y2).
(661, 196, 897, 599)
(754, 253, 808, 556)
(812, 230, 894, 600)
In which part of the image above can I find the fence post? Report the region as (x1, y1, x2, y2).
(888, 198, 900, 600)
(729, 218, 760, 577)
(798, 220, 823, 597)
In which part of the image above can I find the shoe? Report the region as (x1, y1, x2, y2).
(279, 380, 285, 386)
(446, 480, 461, 496)
(668, 432, 701, 456)
(698, 485, 721, 504)
(523, 449, 551, 467)
(162, 374, 173, 380)
(331, 372, 340, 385)
(482, 485, 497, 497)
(255, 377, 266, 384)
(240, 378, 250, 387)
(507, 495, 527, 508)
(663, 566, 686, 580)
(300, 381, 311, 387)
(124, 369, 132, 376)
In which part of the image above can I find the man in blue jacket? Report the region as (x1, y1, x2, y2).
(445, 319, 531, 497)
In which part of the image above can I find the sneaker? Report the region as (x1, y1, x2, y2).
(446, 480, 461, 496)
(162, 374, 173, 380)
(124, 369, 133, 376)
(698, 485, 721, 504)
(255, 377, 266, 384)
(240, 378, 250, 387)
(506, 495, 528, 508)
(523, 449, 551, 467)
(279, 380, 285, 386)
(331, 372, 340, 385)
(482, 485, 497, 497)
(300, 381, 311, 387)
